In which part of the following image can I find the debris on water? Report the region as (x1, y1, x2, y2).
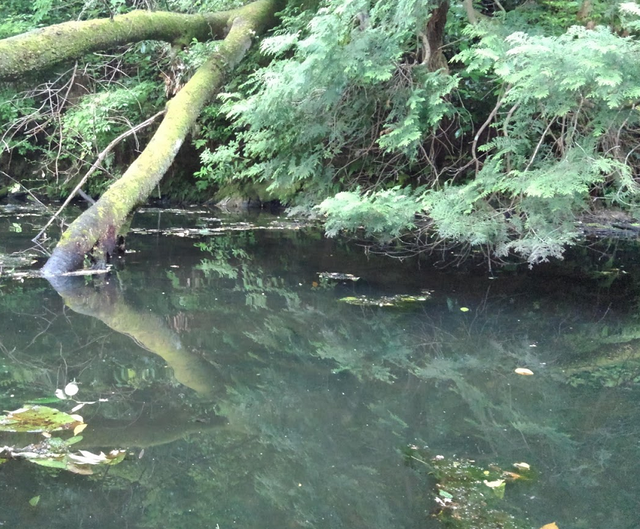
(340, 294, 431, 307)
(318, 272, 360, 282)
(0, 405, 125, 475)
(0, 405, 83, 433)
(404, 446, 532, 529)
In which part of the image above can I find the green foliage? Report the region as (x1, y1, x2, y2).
(421, 22, 640, 264)
(62, 81, 161, 155)
(197, 0, 456, 202)
(318, 186, 423, 241)
(194, 0, 640, 264)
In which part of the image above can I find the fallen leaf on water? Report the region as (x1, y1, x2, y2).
(502, 471, 523, 480)
(67, 450, 108, 465)
(483, 478, 506, 499)
(29, 495, 40, 507)
(515, 368, 534, 376)
(0, 406, 84, 433)
(460, 307, 470, 312)
(73, 423, 87, 436)
(540, 523, 558, 529)
(513, 461, 531, 471)
(64, 382, 79, 397)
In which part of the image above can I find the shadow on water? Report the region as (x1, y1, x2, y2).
(2, 208, 640, 528)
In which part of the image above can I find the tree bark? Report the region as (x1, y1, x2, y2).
(0, 9, 236, 80)
(425, 1, 449, 72)
(41, 0, 281, 276)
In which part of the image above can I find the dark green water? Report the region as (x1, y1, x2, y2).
(2, 206, 640, 528)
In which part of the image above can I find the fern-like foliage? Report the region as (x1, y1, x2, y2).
(197, 0, 455, 202)
(423, 19, 640, 264)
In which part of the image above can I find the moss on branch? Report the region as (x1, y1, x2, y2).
(41, 0, 282, 276)
(0, 9, 237, 80)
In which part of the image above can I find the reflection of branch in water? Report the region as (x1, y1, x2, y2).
(46, 275, 219, 395)
(0, 411, 227, 450)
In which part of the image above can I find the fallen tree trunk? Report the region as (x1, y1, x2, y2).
(0, 9, 238, 80)
(41, 0, 280, 276)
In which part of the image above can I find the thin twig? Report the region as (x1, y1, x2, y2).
(32, 109, 166, 243)
(0, 170, 53, 213)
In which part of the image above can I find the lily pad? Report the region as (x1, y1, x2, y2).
(0, 405, 83, 433)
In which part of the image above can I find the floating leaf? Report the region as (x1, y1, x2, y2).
(502, 470, 524, 480)
(515, 368, 534, 376)
(29, 496, 40, 507)
(31, 459, 67, 470)
(540, 524, 558, 529)
(513, 462, 531, 471)
(66, 463, 93, 475)
(483, 479, 506, 499)
(73, 423, 87, 436)
(105, 449, 127, 466)
(0, 406, 83, 433)
(318, 272, 360, 281)
(68, 450, 108, 465)
(439, 490, 453, 499)
(64, 382, 79, 396)
(340, 294, 431, 307)
(460, 307, 470, 312)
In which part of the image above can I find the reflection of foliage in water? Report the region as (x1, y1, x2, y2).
(2, 227, 640, 527)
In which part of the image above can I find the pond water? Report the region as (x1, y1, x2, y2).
(1, 205, 640, 529)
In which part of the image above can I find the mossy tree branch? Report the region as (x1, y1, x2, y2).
(0, 8, 240, 80)
(41, 0, 281, 276)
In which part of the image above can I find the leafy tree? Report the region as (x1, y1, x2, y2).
(2, 0, 640, 271)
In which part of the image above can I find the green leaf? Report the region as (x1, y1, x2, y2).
(31, 459, 67, 469)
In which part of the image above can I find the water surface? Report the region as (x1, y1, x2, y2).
(1, 206, 640, 528)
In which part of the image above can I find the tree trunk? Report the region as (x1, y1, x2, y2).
(426, 1, 449, 72)
(41, 0, 281, 276)
(0, 9, 236, 80)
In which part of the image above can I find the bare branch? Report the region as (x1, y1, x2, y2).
(33, 109, 166, 243)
